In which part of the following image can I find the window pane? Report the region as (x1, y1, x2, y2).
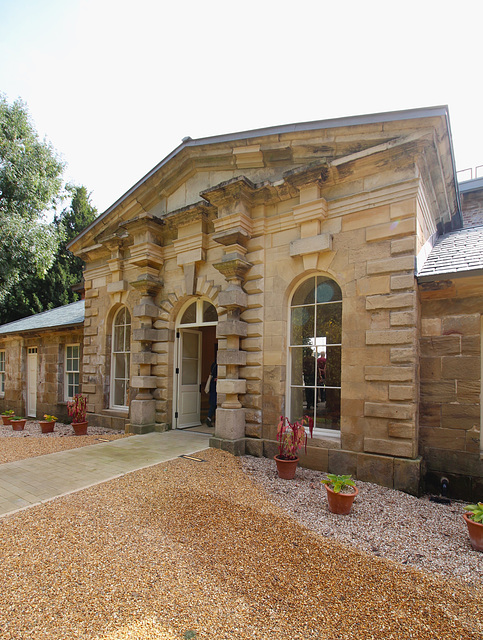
(290, 306, 314, 345)
(115, 307, 126, 326)
(316, 302, 342, 344)
(325, 346, 341, 387)
(315, 387, 341, 429)
(316, 276, 342, 302)
(114, 380, 126, 406)
(290, 347, 304, 386)
(125, 326, 131, 352)
(182, 358, 198, 384)
(183, 332, 199, 358)
(115, 353, 126, 378)
(181, 302, 196, 325)
(203, 301, 217, 323)
(292, 277, 315, 306)
(114, 325, 124, 352)
(290, 387, 305, 424)
(302, 348, 316, 387)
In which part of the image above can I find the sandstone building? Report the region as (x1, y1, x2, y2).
(1, 106, 482, 499)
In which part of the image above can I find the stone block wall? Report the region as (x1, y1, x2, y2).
(419, 295, 483, 500)
(0, 328, 84, 422)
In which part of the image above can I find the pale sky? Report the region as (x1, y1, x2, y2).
(1, 0, 482, 214)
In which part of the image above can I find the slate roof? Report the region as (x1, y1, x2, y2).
(0, 300, 85, 336)
(417, 224, 483, 281)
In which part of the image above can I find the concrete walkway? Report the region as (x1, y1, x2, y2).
(0, 430, 210, 518)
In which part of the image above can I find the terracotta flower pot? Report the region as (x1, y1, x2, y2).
(72, 421, 88, 436)
(325, 484, 359, 515)
(463, 513, 483, 552)
(39, 420, 55, 434)
(11, 419, 26, 431)
(1, 415, 13, 426)
(274, 455, 299, 480)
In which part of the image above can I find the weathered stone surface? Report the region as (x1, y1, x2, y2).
(215, 408, 245, 440)
(365, 366, 413, 381)
(356, 453, 394, 488)
(366, 292, 415, 310)
(420, 381, 456, 403)
(393, 457, 421, 495)
(442, 356, 480, 380)
(419, 426, 466, 451)
(442, 314, 480, 336)
(217, 350, 247, 366)
(388, 385, 414, 401)
(387, 421, 416, 438)
(420, 357, 441, 380)
(217, 320, 248, 338)
(364, 402, 414, 420)
(364, 437, 415, 458)
(366, 329, 415, 345)
(367, 255, 414, 275)
(217, 379, 246, 395)
(391, 274, 415, 290)
(420, 335, 461, 357)
(328, 450, 358, 476)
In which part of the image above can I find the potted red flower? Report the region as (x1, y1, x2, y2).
(275, 415, 313, 479)
(67, 394, 88, 436)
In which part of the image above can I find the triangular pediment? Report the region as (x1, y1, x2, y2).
(68, 107, 458, 256)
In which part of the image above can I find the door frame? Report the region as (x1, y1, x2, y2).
(173, 298, 218, 429)
(27, 346, 38, 418)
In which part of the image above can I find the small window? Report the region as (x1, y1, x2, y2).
(65, 344, 80, 400)
(0, 350, 5, 396)
(178, 299, 218, 327)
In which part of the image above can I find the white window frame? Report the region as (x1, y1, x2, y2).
(0, 350, 5, 397)
(65, 344, 80, 401)
(287, 275, 342, 436)
(110, 306, 131, 410)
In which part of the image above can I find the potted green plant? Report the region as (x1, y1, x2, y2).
(463, 502, 483, 552)
(322, 474, 358, 515)
(1, 409, 15, 426)
(39, 414, 57, 433)
(67, 394, 88, 436)
(10, 416, 27, 431)
(275, 415, 313, 479)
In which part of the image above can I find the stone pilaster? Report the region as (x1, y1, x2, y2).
(124, 214, 164, 433)
(211, 230, 252, 454)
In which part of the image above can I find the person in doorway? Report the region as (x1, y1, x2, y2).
(206, 356, 217, 428)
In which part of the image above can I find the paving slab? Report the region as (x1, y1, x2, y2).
(0, 430, 210, 518)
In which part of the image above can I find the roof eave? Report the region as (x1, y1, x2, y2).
(67, 105, 452, 250)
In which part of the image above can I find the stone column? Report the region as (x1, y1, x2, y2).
(130, 275, 163, 433)
(124, 215, 164, 433)
(211, 231, 252, 455)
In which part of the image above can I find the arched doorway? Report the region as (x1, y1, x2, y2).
(174, 298, 218, 429)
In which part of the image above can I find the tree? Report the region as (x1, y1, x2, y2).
(0, 184, 97, 324)
(0, 94, 64, 304)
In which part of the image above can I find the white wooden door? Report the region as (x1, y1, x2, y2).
(177, 330, 201, 427)
(27, 347, 38, 417)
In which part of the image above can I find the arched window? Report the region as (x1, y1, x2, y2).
(111, 307, 131, 409)
(289, 275, 341, 431)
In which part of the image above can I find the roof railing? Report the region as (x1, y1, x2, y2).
(457, 166, 483, 181)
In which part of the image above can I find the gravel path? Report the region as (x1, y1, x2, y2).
(0, 420, 127, 464)
(241, 456, 483, 588)
(0, 446, 482, 639)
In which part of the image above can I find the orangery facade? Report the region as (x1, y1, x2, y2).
(2, 106, 482, 499)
